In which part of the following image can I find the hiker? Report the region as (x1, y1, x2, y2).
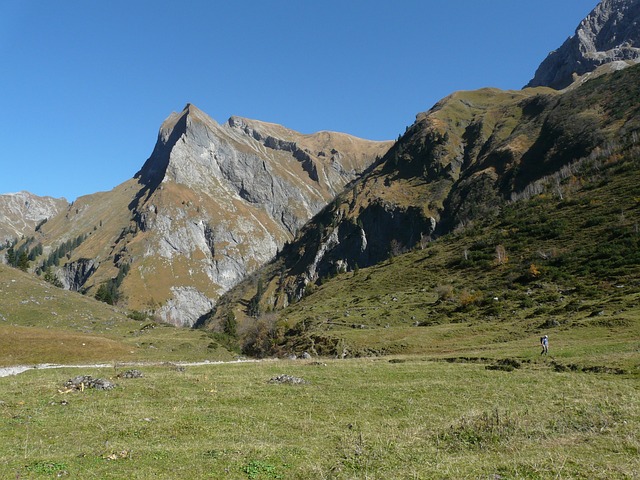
(540, 335, 549, 355)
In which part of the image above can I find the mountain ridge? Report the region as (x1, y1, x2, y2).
(3, 104, 391, 327)
(0, 191, 68, 245)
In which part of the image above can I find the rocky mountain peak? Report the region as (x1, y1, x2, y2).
(35, 104, 391, 327)
(526, 0, 640, 89)
(134, 103, 224, 190)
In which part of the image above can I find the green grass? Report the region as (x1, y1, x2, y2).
(1, 358, 637, 479)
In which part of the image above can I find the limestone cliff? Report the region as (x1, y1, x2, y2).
(527, 0, 640, 89)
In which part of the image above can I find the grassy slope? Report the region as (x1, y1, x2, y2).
(201, 68, 640, 379)
(234, 144, 640, 376)
(0, 264, 234, 365)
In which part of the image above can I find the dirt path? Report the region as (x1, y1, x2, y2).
(0, 359, 263, 378)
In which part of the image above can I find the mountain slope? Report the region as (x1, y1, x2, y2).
(203, 64, 640, 343)
(527, 0, 640, 89)
(19, 105, 391, 327)
(268, 147, 640, 364)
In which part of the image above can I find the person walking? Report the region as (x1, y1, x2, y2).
(540, 335, 549, 355)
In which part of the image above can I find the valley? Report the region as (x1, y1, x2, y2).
(1, 1, 639, 477)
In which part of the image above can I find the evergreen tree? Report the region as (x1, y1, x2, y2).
(5, 247, 16, 266)
(247, 277, 265, 318)
(28, 243, 43, 261)
(43, 267, 64, 288)
(223, 311, 238, 338)
(95, 283, 117, 305)
(17, 251, 29, 271)
(94, 263, 130, 305)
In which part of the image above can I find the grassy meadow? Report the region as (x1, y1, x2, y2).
(1, 356, 638, 479)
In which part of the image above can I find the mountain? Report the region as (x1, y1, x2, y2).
(203, 62, 640, 350)
(203, 0, 640, 331)
(11, 104, 391, 327)
(0, 192, 67, 246)
(527, 0, 640, 89)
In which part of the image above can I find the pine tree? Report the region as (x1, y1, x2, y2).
(223, 311, 238, 338)
(5, 247, 16, 266)
(43, 267, 64, 288)
(17, 251, 29, 271)
(247, 277, 264, 318)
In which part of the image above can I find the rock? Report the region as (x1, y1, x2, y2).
(117, 369, 143, 379)
(64, 375, 115, 391)
(61, 258, 97, 291)
(0, 192, 68, 246)
(527, 0, 640, 89)
(301, 352, 312, 360)
(268, 374, 308, 385)
(308, 361, 327, 366)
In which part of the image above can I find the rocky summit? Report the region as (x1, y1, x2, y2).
(527, 0, 640, 89)
(16, 104, 391, 327)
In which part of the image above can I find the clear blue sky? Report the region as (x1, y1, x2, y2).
(1, 0, 598, 201)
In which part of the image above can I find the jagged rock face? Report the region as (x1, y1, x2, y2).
(28, 104, 391, 327)
(527, 0, 640, 89)
(61, 258, 97, 291)
(280, 199, 436, 302)
(0, 192, 68, 246)
(123, 104, 390, 326)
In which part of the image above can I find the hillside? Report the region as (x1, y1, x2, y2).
(202, 65, 640, 367)
(0, 262, 235, 366)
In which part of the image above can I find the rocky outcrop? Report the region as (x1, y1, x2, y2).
(228, 117, 319, 182)
(282, 200, 436, 303)
(0, 192, 68, 245)
(527, 0, 640, 89)
(61, 258, 98, 291)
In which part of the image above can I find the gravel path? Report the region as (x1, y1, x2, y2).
(0, 359, 262, 378)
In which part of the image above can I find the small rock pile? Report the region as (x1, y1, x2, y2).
(117, 369, 144, 379)
(268, 374, 308, 385)
(64, 375, 115, 391)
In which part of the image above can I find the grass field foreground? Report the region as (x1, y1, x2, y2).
(1, 358, 638, 479)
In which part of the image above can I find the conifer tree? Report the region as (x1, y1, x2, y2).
(17, 251, 29, 271)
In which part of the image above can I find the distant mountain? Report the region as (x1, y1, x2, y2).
(527, 0, 640, 89)
(10, 104, 391, 326)
(0, 192, 67, 246)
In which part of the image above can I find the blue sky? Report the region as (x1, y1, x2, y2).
(1, 0, 598, 201)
